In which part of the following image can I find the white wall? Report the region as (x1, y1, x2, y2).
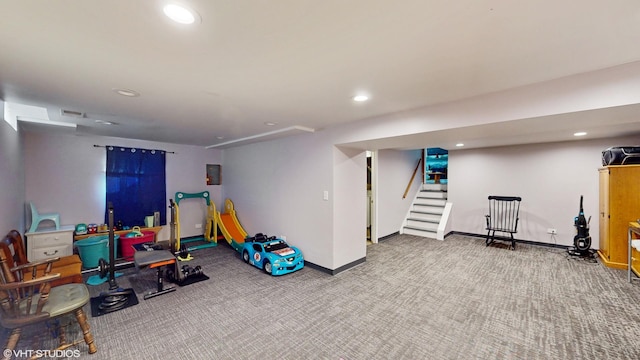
(448, 135, 640, 248)
(333, 146, 366, 269)
(13, 62, 640, 272)
(0, 100, 25, 232)
(222, 129, 336, 268)
(376, 149, 422, 238)
(23, 131, 222, 241)
(222, 129, 423, 270)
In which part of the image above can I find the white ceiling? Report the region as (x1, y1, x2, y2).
(2, 1, 640, 150)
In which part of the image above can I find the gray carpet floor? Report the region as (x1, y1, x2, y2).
(5, 234, 640, 359)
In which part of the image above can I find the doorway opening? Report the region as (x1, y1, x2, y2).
(367, 150, 378, 244)
(425, 148, 448, 184)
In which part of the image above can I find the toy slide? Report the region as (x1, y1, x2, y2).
(215, 199, 248, 252)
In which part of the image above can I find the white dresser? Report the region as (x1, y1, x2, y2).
(25, 225, 75, 262)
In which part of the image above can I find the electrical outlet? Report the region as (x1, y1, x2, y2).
(195, 223, 202, 229)
(547, 228, 557, 235)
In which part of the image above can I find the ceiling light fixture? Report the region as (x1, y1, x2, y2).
(573, 131, 587, 137)
(353, 95, 369, 102)
(264, 122, 277, 126)
(113, 88, 140, 97)
(163, 4, 197, 24)
(456, 143, 465, 147)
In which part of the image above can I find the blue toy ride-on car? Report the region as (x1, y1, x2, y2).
(242, 233, 304, 276)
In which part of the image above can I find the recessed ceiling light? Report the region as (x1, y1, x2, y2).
(573, 131, 587, 137)
(456, 143, 465, 147)
(163, 4, 197, 24)
(113, 88, 140, 97)
(216, 136, 224, 140)
(264, 122, 277, 126)
(353, 95, 369, 102)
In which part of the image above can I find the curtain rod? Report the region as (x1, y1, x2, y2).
(93, 144, 175, 154)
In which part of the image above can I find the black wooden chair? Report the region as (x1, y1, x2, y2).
(485, 196, 522, 250)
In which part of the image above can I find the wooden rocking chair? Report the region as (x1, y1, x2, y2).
(1, 230, 83, 288)
(0, 246, 97, 360)
(485, 195, 522, 250)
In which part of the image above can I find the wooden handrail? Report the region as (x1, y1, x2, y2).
(403, 158, 422, 199)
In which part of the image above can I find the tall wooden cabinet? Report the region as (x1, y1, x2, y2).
(598, 165, 640, 269)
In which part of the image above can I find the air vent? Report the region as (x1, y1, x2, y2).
(60, 109, 85, 118)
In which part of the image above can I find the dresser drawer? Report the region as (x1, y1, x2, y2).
(29, 244, 73, 261)
(25, 225, 75, 262)
(28, 232, 73, 249)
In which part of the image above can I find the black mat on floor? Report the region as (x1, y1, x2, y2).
(90, 288, 139, 317)
(174, 274, 209, 287)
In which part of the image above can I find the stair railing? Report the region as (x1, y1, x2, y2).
(403, 158, 422, 199)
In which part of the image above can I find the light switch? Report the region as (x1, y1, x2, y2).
(323, 190, 329, 201)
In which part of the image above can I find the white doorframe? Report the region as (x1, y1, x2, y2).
(370, 150, 379, 244)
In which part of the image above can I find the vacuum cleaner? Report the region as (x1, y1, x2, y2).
(568, 195, 592, 257)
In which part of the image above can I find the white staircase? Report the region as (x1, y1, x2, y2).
(402, 183, 448, 239)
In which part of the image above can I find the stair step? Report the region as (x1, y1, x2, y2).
(412, 204, 444, 214)
(422, 183, 447, 191)
(414, 198, 447, 207)
(417, 191, 447, 200)
(403, 227, 437, 239)
(406, 219, 439, 230)
(409, 211, 442, 222)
